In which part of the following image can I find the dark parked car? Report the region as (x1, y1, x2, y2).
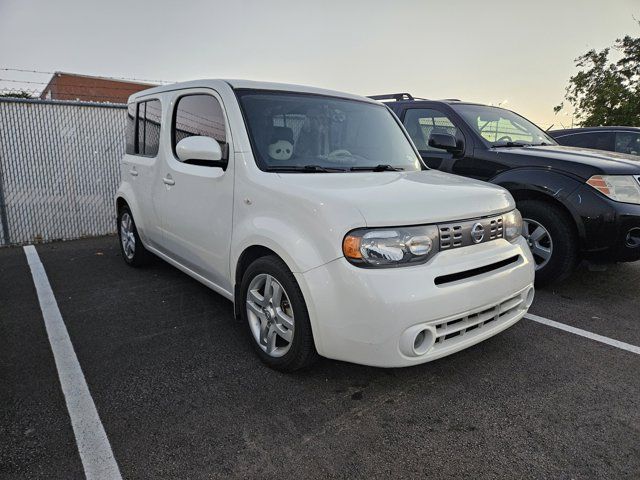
(550, 126, 640, 157)
(372, 93, 640, 285)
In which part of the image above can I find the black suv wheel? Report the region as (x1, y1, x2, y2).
(518, 200, 578, 286)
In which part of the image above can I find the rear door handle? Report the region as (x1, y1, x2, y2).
(163, 175, 175, 186)
(129, 168, 138, 176)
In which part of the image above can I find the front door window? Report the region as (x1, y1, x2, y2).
(402, 108, 463, 169)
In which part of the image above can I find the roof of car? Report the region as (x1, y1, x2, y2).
(549, 126, 640, 135)
(129, 79, 378, 104)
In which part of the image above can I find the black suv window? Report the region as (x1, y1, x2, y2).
(403, 108, 459, 151)
(173, 94, 226, 152)
(615, 131, 640, 156)
(125, 99, 162, 156)
(561, 132, 615, 151)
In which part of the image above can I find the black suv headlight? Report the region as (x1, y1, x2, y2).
(587, 175, 640, 204)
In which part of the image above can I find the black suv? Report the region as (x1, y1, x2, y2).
(374, 93, 640, 285)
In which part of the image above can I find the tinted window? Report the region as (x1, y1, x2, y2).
(136, 102, 146, 154)
(615, 131, 640, 156)
(173, 94, 226, 152)
(126, 99, 162, 156)
(559, 132, 614, 151)
(403, 108, 460, 151)
(125, 103, 136, 154)
(144, 100, 161, 156)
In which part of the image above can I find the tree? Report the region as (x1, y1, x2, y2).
(0, 90, 33, 99)
(555, 31, 640, 127)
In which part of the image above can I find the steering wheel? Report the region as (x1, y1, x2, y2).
(326, 149, 353, 163)
(497, 135, 513, 143)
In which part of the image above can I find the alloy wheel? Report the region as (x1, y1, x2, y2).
(522, 218, 553, 270)
(246, 273, 295, 357)
(120, 212, 136, 260)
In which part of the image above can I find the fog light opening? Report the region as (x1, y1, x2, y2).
(525, 287, 535, 309)
(413, 328, 434, 356)
(625, 227, 640, 248)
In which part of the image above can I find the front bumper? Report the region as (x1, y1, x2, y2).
(568, 185, 640, 262)
(296, 237, 535, 367)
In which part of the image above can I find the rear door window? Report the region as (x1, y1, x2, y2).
(126, 99, 162, 156)
(144, 100, 162, 156)
(125, 103, 136, 154)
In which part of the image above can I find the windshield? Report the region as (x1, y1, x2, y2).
(236, 90, 423, 172)
(452, 104, 556, 148)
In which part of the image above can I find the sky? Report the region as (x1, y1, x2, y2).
(1, 0, 638, 129)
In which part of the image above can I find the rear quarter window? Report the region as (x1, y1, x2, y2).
(125, 99, 162, 157)
(125, 103, 136, 154)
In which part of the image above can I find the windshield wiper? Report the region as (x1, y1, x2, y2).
(265, 165, 346, 173)
(350, 164, 404, 172)
(492, 142, 531, 148)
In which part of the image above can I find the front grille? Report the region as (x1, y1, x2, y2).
(439, 215, 503, 251)
(430, 290, 526, 350)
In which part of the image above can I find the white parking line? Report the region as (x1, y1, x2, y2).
(525, 313, 640, 355)
(23, 246, 122, 480)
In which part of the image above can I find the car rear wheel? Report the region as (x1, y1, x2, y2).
(518, 199, 578, 286)
(117, 206, 151, 267)
(240, 255, 318, 371)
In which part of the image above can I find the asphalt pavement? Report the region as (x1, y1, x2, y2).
(1, 236, 639, 479)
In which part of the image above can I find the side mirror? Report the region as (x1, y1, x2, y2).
(428, 133, 463, 155)
(176, 136, 225, 167)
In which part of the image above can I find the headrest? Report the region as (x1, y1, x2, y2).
(269, 126, 294, 144)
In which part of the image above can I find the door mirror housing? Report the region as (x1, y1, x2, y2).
(428, 133, 463, 154)
(176, 136, 226, 167)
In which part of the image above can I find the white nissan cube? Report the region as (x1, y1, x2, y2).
(116, 80, 535, 371)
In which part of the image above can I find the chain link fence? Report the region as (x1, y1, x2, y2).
(0, 98, 126, 246)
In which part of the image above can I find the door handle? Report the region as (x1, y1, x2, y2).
(129, 168, 138, 176)
(162, 175, 175, 186)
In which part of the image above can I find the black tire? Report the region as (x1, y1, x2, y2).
(240, 255, 318, 371)
(518, 199, 578, 286)
(117, 205, 152, 267)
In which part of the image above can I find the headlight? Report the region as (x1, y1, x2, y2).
(343, 225, 439, 267)
(503, 209, 522, 242)
(586, 175, 640, 204)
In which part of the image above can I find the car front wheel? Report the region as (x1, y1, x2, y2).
(518, 199, 578, 286)
(240, 255, 318, 371)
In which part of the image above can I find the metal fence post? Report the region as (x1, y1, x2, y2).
(0, 154, 9, 245)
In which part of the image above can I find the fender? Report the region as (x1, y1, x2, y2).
(230, 223, 342, 356)
(230, 218, 341, 278)
(490, 168, 586, 239)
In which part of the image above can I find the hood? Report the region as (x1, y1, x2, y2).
(494, 144, 640, 178)
(277, 170, 514, 227)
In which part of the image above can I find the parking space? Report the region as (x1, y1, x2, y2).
(530, 263, 640, 347)
(2, 236, 639, 479)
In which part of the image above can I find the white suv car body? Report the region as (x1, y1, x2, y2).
(116, 79, 535, 370)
